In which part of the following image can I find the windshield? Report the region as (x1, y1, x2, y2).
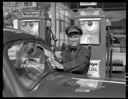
(8, 41, 53, 89)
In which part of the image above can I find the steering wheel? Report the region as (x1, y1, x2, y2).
(16, 42, 51, 78)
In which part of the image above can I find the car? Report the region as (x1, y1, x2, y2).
(3, 28, 126, 97)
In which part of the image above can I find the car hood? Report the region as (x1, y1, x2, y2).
(27, 72, 126, 97)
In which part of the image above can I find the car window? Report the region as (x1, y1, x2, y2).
(8, 41, 52, 89)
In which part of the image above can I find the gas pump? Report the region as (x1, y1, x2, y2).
(13, 9, 47, 41)
(14, 9, 57, 52)
(75, 7, 107, 79)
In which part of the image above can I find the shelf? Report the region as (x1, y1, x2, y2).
(113, 35, 126, 37)
(112, 66, 125, 72)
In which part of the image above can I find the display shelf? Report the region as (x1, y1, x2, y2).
(113, 34, 126, 38)
(112, 53, 126, 65)
(112, 66, 125, 72)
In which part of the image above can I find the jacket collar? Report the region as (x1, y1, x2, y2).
(68, 44, 81, 59)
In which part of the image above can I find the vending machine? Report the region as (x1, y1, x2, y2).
(75, 7, 107, 79)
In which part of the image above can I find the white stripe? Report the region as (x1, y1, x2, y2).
(72, 78, 126, 84)
(79, 18, 101, 21)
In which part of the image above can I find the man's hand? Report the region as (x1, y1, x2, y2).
(44, 49, 54, 58)
(48, 58, 64, 69)
(55, 52, 62, 62)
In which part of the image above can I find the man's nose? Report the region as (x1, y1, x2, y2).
(72, 39, 77, 41)
(70, 38, 76, 40)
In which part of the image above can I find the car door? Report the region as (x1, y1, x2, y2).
(3, 32, 54, 97)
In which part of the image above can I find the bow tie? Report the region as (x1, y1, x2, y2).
(70, 47, 77, 52)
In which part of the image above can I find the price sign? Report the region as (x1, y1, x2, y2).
(80, 19, 100, 44)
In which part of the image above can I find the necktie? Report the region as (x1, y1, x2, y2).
(70, 47, 77, 52)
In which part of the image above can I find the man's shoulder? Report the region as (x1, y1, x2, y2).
(80, 46, 89, 51)
(79, 46, 91, 57)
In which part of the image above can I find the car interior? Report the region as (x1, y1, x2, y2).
(8, 41, 50, 89)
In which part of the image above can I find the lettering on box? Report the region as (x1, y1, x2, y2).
(87, 60, 101, 78)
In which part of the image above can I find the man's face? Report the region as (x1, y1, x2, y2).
(68, 34, 81, 47)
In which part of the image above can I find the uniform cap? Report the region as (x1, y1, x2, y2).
(65, 25, 83, 36)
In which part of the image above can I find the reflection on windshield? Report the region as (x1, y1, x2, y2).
(8, 42, 53, 88)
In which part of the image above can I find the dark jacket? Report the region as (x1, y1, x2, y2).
(60, 44, 91, 74)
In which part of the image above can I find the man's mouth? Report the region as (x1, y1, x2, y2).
(71, 41, 77, 46)
(71, 40, 77, 43)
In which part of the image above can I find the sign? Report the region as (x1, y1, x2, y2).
(80, 10, 100, 16)
(80, 19, 100, 44)
(87, 60, 101, 78)
(80, 2, 97, 6)
(21, 11, 40, 18)
(23, 2, 37, 8)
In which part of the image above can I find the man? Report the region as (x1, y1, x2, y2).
(49, 25, 91, 74)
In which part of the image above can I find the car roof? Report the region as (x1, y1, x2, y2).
(3, 28, 36, 45)
(3, 28, 25, 33)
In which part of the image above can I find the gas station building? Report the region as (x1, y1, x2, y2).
(9, 2, 126, 80)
